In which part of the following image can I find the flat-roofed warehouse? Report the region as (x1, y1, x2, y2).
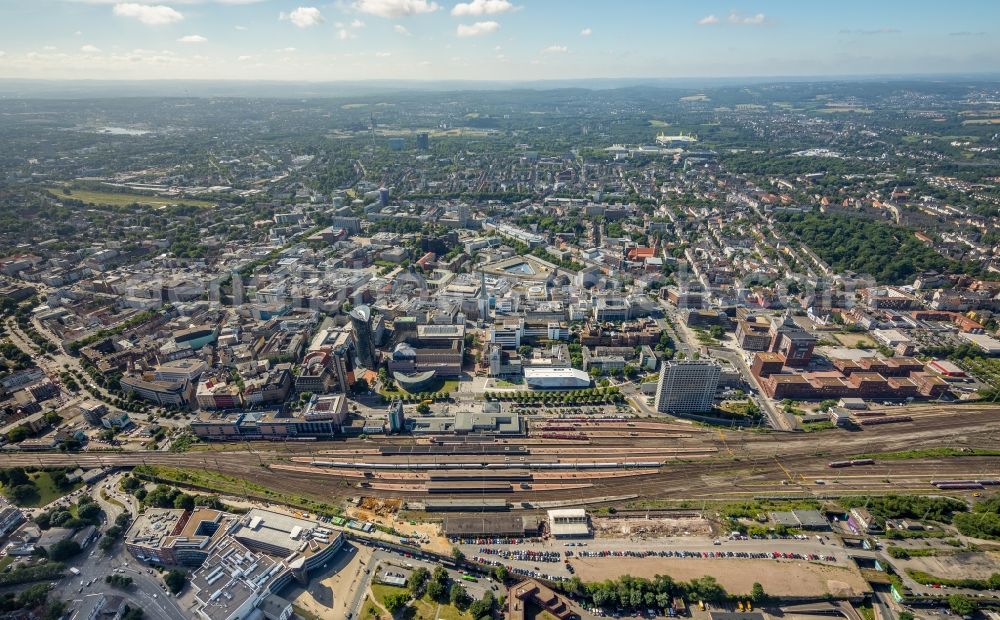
(547, 508, 590, 538)
(444, 515, 542, 538)
(769, 509, 830, 530)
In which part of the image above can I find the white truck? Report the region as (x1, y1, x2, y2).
(68, 567, 81, 576)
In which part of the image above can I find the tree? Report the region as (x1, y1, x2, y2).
(164, 569, 187, 594)
(899, 613, 914, 620)
(77, 503, 101, 523)
(687, 576, 727, 603)
(0, 467, 30, 487)
(416, 403, 431, 415)
(407, 567, 430, 597)
(105, 574, 133, 589)
(449, 583, 470, 610)
(50, 471, 71, 490)
(34, 512, 51, 529)
(43, 600, 67, 620)
(468, 592, 495, 619)
(450, 546, 465, 561)
(173, 493, 195, 511)
(122, 606, 144, 620)
(99, 533, 117, 552)
(10, 484, 38, 504)
(750, 582, 766, 604)
(6, 426, 31, 443)
(948, 594, 976, 617)
(427, 579, 446, 603)
(48, 539, 81, 562)
(492, 565, 508, 583)
(382, 591, 409, 613)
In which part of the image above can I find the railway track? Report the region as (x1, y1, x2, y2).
(0, 404, 997, 504)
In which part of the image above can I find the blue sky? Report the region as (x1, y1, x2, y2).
(0, 0, 997, 81)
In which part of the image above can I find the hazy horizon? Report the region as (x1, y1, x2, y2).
(2, 72, 999, 100)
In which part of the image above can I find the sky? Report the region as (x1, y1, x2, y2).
(0, 0, 998, 82)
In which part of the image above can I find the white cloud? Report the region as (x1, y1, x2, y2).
(80, 44, 101, 53)
(350, 18, 366, 28)
(0, 51, 5, 58)
(451, 0, 515, 17)
(541, 44, 567, 54)
(375, 51, 392, 57)
(456, 20, 499, 37)
(697, 14, 718, 25)
(353, 0, 439, 19)
(112, 3, 184, 25)
(275, 47, 296, 52)
(69, 0, 265, 4)
(234, 25, 247, 30)
(280, 6, 324, 28)
(579, 27, 591, 36)
(237, 55, 253, 61)
(177, 34, 207, 43)
(728, 11, 765, 25)
(337, 28, 355, 40)
(393, 24, 412, 35)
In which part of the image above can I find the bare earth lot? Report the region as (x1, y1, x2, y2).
(570, 557, 870, 598)
(592, 516, 712, 538)
(897, 551, 1000, 580)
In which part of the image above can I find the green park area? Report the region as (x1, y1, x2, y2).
(51, 186, 216, 209)
(0, 469, 82, 508)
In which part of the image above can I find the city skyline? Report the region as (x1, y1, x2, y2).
(0, 0, 998, 81)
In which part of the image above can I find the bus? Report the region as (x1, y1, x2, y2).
(461, 575, 478, 583)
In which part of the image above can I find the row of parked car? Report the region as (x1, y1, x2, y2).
(477, 547, 562, 562)
(572, 549, 838, 562)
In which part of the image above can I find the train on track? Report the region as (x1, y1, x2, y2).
(856, 415, 913, 426)
(539, 433, 589, 441)
(931, 479, 1000, 490)
(827, 458, 876, 468)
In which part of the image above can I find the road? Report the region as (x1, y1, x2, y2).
(655, 300, 796, 431)
(48, 498, 186, 620)
(343, 546, 495, 617)
(710, 346, 795, 431)
(4, 315, 127, 414)
(285, 540, 496, 619)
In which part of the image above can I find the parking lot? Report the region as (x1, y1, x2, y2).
(459, 534, 864, 589)
(287, 540, 499, 619)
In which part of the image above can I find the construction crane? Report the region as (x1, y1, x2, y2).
(718, 429, 735, 458)
(772, 454, 795, 484)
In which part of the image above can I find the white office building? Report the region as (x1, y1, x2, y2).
(654, 360, 720, 414)
(524, 367, 591, 389)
